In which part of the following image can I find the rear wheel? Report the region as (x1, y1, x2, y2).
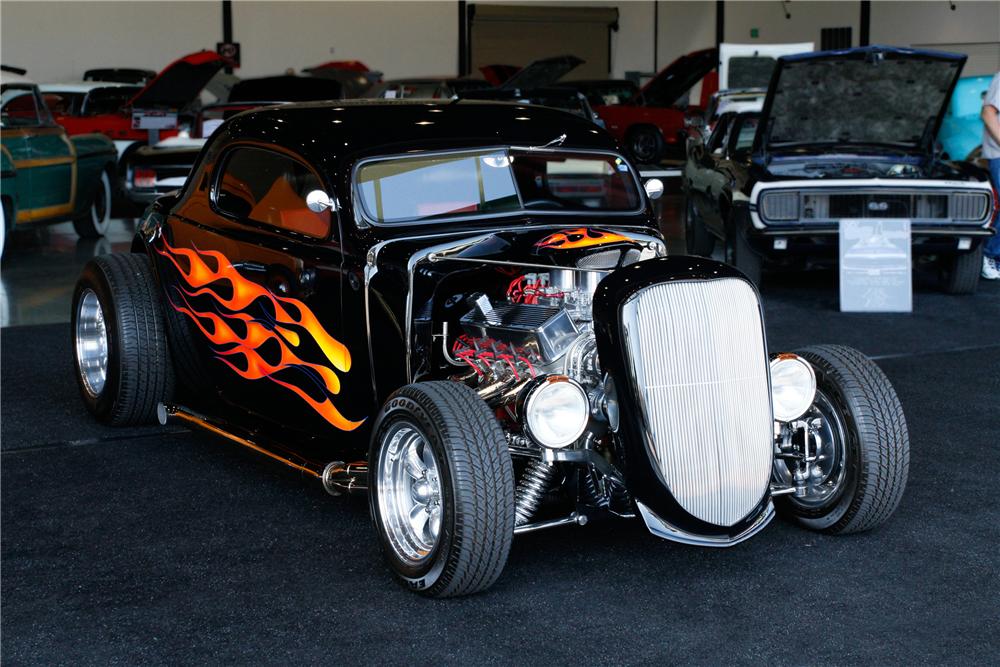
(684, 197, 715, 256)
(72, 253, 174, 425)
(369, 381, 515, 597)
(625, 126, 664, 165)
(73, 170, 112, 239)
(942, 245, 982, 295)
(774, 345, 909, 534)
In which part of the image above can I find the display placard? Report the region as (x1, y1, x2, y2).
(839, 218, 912, 312)
(131, 110, 178, 131)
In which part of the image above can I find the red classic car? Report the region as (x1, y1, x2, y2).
(44, 51, 227, 161)
(594, 49, 718, 164)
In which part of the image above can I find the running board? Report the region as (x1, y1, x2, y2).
(157, 403, 368, 496)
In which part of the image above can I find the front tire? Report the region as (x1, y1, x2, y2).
(369, 381, 515, 597)
(942, 245, 981, 295)
(72, 253, 174, 425)
(684, 197, 715, 256)
(724, 226, 762, 286)
(73, 170, 112, 239)
(775, 345, 909, 534)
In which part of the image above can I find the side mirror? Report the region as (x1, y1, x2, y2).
(306, 189, 338, 213)
(644, 178, 664, 201)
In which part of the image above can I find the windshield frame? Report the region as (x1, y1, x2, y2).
(351, 146, 647, 228)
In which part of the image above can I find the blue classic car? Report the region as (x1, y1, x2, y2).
(939, 75, 992, 162)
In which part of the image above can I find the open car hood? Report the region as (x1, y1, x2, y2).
(718, 42, 813, 90)
(128, 51, 227, 110)
(759, 45, 966, 154)
(497, 55, 584, 90)
(640, 48, 717, 107)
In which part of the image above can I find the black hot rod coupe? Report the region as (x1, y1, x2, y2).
(72, 100, 909, 597)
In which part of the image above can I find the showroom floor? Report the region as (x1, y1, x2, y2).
(2, 202, 999, 664)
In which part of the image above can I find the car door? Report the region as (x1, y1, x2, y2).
(159, 143, 361, 437)
(1, 85, 75, 223)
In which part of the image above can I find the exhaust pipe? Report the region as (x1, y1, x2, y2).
(157, 403, 367, 495)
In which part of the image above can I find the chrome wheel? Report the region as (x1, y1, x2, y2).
(774, 390, 848, 508)
(75, 288, 109, 397)
(376, 421, 443, 565)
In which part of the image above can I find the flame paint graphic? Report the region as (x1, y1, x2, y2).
(157, 239, 364, 431)
(535, 227, 630, 250)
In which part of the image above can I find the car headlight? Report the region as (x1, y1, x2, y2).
(524, 376, 589, 448)
(769, 354, 816, 422)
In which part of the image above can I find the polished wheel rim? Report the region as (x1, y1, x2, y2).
(377, 421, 443, 565)
(75, 288, 109, 397)
(774, 389, 848, 508)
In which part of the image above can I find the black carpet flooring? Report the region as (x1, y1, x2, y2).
(3, 278, 999, 665)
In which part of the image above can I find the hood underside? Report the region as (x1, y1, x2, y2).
(129, 51, 227, 110)
(761, 46, 966, 152)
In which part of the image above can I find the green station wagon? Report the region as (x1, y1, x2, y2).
(1, 75, 118, 255)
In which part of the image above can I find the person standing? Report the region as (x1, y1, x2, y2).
(981, 70, 1000, 279)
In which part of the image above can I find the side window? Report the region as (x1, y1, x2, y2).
(1, 86, 41, 127)
(215, 146, 331, 239)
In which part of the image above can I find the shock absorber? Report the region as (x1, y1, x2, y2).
(514, 460, 557, 526)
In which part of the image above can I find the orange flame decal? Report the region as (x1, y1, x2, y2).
(535, 227, 630, 250)
(157, 239, 364, 431)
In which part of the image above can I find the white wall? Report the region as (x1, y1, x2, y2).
(1, 1, 221, 83)
(723, 1, 859, 47)
(1, 1, 996, 85)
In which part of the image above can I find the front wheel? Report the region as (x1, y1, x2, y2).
(724, 226, 762, 286)
(73, 170, 112, 239)
(625, 126, 664, 165)
(369, 381, 515, 597)
(942, 245, 982, 295)
(774, 345, 909, 534)
(684, 197, 715, 256)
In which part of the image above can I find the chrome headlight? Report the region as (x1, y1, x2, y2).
(524, 376, 589, 448)
(769, 354, 817, 422)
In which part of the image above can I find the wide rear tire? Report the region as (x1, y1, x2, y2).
(72, 253, 174, 425)
(776, 345, 909, 534)
(369, 381, 515, 597)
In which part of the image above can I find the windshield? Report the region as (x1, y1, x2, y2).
(355, 149, 642, 224)
(84, 86, 141, 114)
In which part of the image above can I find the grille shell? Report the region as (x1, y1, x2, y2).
(621, 278, 773, 527)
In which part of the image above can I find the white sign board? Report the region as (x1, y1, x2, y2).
(839, 218, 912, 312)
(131, 110, 178, 131)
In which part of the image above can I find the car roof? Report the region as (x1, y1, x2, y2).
(39, 82, 137, 93)
(218, 99, 619, 168)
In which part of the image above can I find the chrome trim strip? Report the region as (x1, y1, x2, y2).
(636, 500, 774, 547)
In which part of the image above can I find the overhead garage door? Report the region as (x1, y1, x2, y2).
(469, 4, 619, 80)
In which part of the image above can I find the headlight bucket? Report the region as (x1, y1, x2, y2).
(769, 354, 817, 422)
(524, 375, 590, 448)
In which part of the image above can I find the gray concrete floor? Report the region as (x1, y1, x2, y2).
(1, 219, 137, 327)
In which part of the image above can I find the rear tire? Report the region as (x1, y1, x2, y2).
(942, 245, 981, 295)
(73, 170, 112, 239)
(72, 253, 174, 425)
(684, 197, 715, 256)
(369, 381, 515, 597)
(776, 345, 909, 534)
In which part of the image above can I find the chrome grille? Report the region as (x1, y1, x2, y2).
(621, 278, 773, 527)
(761, 189, 992, 224)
